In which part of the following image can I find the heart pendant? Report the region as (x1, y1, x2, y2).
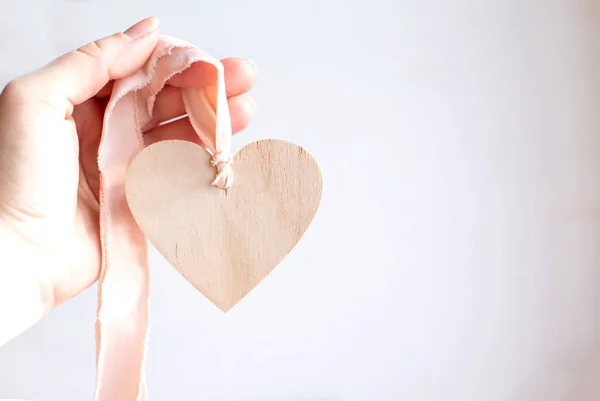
(125, 139, 323, 311)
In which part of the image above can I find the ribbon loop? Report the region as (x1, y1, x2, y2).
(181, 59, 234, 190)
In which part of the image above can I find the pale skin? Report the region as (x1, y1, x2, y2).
(0, 17, 256, 345)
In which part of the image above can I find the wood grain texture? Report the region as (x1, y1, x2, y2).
(125, 139, 323, 311)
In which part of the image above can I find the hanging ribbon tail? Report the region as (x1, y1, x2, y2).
(95, 35, 232, 401)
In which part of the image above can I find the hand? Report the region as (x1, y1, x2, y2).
(0, 17, 257, 314)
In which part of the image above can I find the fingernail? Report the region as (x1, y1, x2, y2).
(245, 96, 256, 109)
(125, 16, 160, 39)
(246, 59, 258, 74)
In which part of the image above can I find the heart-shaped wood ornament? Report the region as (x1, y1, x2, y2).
(125, 139, 323, 311)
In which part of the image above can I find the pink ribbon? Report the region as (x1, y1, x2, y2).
(96, 35, 232, 401)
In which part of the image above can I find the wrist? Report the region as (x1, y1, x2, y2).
(0, 218, 53, 346)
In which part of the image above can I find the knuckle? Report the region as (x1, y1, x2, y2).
(77, 39, 104, 58)
(75, 39, 110, 81)
(0, 78, 28, 103)
(77, 32, 127, 58)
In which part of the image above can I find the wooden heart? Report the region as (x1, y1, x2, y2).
(125, 139, 323, 311)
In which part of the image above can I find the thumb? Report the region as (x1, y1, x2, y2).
(14, 16, 160, 114)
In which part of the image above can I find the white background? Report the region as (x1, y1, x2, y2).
(1, 0, 600, 400)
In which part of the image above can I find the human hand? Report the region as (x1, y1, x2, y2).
(0, 17, 256, 317)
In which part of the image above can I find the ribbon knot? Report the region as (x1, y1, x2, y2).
(211, 151, 233, 189)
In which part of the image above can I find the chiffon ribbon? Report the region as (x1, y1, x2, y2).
(95, 34, 232, 401)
